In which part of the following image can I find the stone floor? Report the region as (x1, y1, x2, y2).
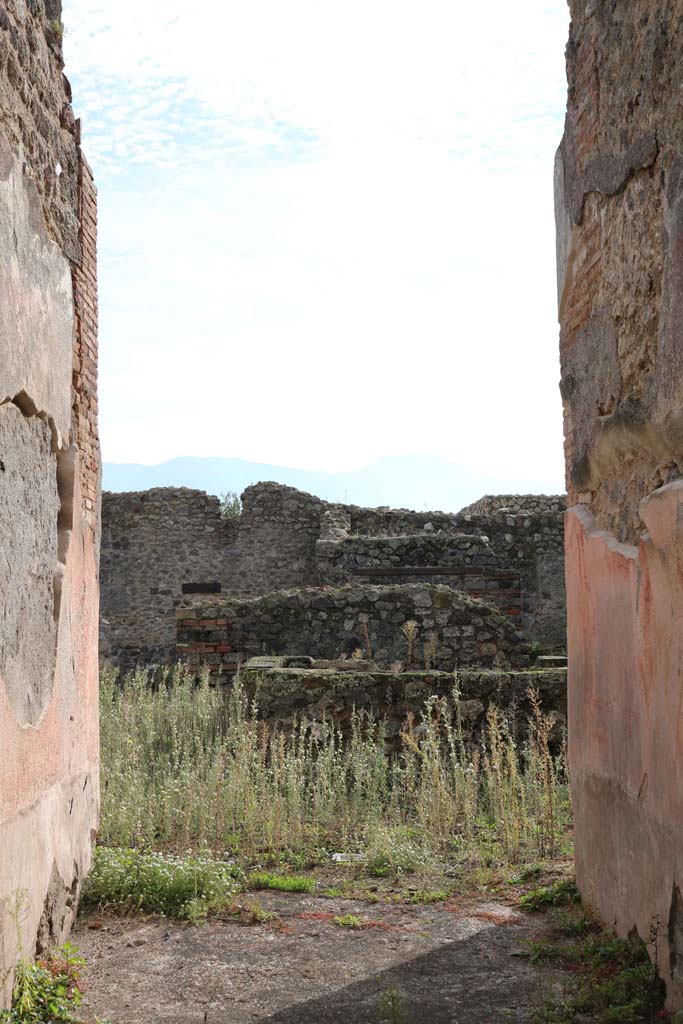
(75, 890, 565, 1023)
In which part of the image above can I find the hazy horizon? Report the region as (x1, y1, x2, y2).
(102, 451, 565, 512)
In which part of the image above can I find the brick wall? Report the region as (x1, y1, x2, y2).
(562, 206, 602, 348)
(71, 149, 99, 526)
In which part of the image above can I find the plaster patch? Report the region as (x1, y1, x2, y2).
(0, 138, 73, 440)
(0, 401, 72, 725)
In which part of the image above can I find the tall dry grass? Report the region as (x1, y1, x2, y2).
(99, 665, 571, 868)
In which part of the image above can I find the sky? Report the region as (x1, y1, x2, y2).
(63, 0, 570, 487)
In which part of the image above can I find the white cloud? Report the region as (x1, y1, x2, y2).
(63, 0, 569, 487)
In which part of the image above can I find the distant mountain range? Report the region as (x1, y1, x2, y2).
(102, 455, 564, 514)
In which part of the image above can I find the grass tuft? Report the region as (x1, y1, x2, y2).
(248, 872, 316, 894)
(520, 878, 579, 912)
(334, 914, 362, 929)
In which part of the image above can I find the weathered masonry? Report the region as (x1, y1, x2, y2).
(556, 0, 683, 1007)
(100, 483, 566, 672)
(0, 0, 100, 1001)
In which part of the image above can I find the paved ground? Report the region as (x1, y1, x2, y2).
(75, 891, 563, 1023)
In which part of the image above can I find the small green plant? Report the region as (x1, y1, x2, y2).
(248, 872, 315, 894)
(531, 935, 665, 1022)
(0, 943, 84, 1024)
(321, 887, 347, 900)
(377, 987, 406, 1023)
(509, 863, 545, 884)
(520, 878, 579, 912)
(242, 899, 275, 925)
(83, 847, 244, 921)
(405, 888, 450, 905)
(334, 914, 362, 929)
(549, 906, 600, 938)
(219, 490, 242, 518)
(50, 19, 64, 42)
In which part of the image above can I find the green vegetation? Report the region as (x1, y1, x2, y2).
(377, 987, 406, 1024)
(520, 878, 580, 912)
(405, 888, 450, 904)
(98, 665, 571, 874)
(83, 847, 243, 922)
(520, 896, 666, 1023)
(237, 899, 275, 925)
(219, 490, 242, 518)
(248, 872, 316, 894)
(333, 913, 362, 929)
(0, 943, 86, 1024)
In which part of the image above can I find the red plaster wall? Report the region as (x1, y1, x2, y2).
(556, 0, 683, 1007)
(0, 138, 100, 1005)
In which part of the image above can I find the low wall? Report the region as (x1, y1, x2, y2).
(241, 666, 567, 742)
(177, 583, 531, 675)
(316, 533, 523, 630)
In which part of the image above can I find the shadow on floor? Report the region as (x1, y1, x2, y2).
(261, 922, 548, 1024)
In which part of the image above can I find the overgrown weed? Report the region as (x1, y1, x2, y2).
(98, 665, 571, 875)
(83, 847, 243, 922)
(0, 943, 86, 1024)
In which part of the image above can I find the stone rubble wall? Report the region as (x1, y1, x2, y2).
(0, 0, 100, 1002)
(317, 509, 566, 651)
(101, 481, 566, 670)
(315, 533, 523, 630)
(101, 488, 236, 669)
(458, 494, 567, 516)
(241, 666, 568, 744)
(101, 482, 325, 671)
(229, 482, 325, 596)
(176, 583, 532, 676)
(556, 0, 683, 1007)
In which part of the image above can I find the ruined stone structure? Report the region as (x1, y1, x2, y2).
(177, 582, 533, 676)
(556, 0, 683, 1006)
(238, 662, 568, 746)
(0, 0, 99, 1000)
(100, 483, 566, 673)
